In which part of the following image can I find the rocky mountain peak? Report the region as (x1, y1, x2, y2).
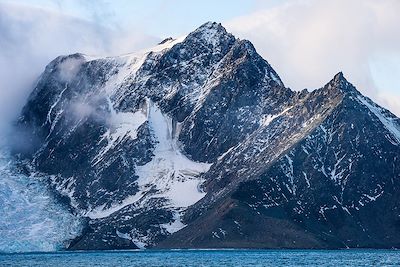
(14, 21, 400, 251)
(333, 71, 345, 81)
(312, 71, 361, 104)
(196, 21, 227, 33)
(185, 21, 236, 49)
(328, 71, 359, 95)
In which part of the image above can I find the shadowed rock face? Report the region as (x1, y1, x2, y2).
(16, 22, 400, 250)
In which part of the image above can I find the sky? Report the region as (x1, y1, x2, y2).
(0, 0, 399, 133)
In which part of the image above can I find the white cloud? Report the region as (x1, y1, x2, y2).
(0, 2, 158, 135)
(225, 0, 400, 116)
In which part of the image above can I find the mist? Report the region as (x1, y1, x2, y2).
(0, 2, 157, 144)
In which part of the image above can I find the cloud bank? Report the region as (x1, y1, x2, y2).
(226, 0, 400, 116)
(0, 2, 157, 138)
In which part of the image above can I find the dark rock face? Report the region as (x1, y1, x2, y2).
(16, 22, 400, 250)
(163, 73, 400, 249)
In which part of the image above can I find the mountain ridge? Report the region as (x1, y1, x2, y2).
(14, 21, 400, 250)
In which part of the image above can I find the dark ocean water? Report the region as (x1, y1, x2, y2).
(0, 249, 399, 267)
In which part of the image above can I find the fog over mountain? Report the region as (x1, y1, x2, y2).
(0, 2, 158, 139)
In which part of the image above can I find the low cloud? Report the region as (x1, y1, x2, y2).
(69, 101, 97, 120)
(225, 0, 400, 116)
(0, 2, 158, 138)
(57, 57, 86, 83)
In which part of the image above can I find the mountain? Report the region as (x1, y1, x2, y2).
(15, 22, 400, 250)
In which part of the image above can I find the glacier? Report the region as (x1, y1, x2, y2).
(0, 149, 82, 253)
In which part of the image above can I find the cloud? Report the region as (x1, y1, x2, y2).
(0, 2, 158, 140)
(52, 0, 117, 27)
(57, 56, 86, 82)
(225, 0, 400, 116)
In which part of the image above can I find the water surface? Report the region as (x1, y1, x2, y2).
(1, 249, 399, 266)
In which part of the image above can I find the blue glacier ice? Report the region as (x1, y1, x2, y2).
(0, 150, 82, 253)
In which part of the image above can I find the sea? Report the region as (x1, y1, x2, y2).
(0, 249, 399, 267)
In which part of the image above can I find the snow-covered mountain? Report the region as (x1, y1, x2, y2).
(14, 22, 400, 250)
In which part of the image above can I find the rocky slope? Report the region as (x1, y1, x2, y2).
(15, 22, 400, 249)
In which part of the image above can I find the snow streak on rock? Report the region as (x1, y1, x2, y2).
(357, 95, 400, 145)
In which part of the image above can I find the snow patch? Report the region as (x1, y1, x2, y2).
(217, 146, 235, 161)
(116, 230, 131, 240)
(91, 98, 147, 166)
(357, 96, 400, 144)
(136, 101, 211, 209)
(161, 212, 186, 234)
(302, 171, 311, 188)
(261, 114, 279, 127)
(144, 35, 186, 54)
(260, 107, 292, 127)
(130, 229, 149, 249)
(87, 101, 211, 227)
(86, 191, 143, 219)
(269, 71, 283, 86)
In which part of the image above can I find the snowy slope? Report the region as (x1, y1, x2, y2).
(357, 95, 400, 145)
(87, 100, 211, 221)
